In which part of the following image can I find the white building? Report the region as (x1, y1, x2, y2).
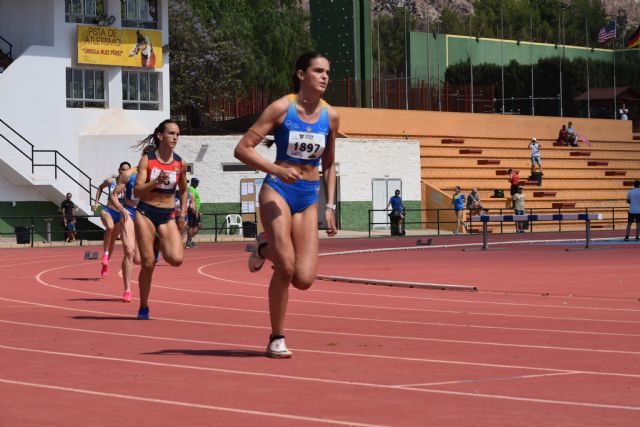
(0, 0, 170, 217)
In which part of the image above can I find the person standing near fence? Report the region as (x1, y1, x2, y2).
(386, 189, 406, 236)
(452, 186, 468, 235)
(513, 186, 526, 233)
(234, 52, 339, 358)
(60, 193, 77, 243)
(624, 180, 640, 241)
(133, 119, 188, 320)
(186, 177, 202, 248)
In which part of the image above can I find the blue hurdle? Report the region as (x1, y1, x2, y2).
(470, 213, 604, 249)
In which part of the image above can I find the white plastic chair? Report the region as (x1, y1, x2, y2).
(225, 214, 243, 236)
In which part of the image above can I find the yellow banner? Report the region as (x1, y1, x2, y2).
(77, 25, 162, 68)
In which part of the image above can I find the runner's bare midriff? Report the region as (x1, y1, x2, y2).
(275, 161, 320, 181)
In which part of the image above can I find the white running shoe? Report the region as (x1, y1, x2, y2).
(266, 335, 292, 359)
(248, 233, 267, 273)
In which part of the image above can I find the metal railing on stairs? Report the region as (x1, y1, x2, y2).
(0, 35, 13, 70)
(0, 118, 98, 206)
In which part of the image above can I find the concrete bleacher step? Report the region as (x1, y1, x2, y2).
(552, 202, 576, 209)
(477, 159, 501, 165)
(533, 191, 556, 197)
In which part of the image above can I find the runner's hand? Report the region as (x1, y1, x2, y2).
(325, 209, 338, 237)
(276, 166, 301, 184)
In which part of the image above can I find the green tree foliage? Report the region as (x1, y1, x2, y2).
(169, 0, 314, 117)
(374, 7, 415, 77)
(446, 56, 640, 116)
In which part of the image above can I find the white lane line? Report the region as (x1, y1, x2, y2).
(397, 372, 577, 388)
(35, 261, 639, 327)
(152, 284, 640, 337)
(1, 345, 639, 413)
(0, 377, 386, 427)
(11, 286, 640, 358)
(2, 317, 640, 380)
(197, 260, 640, 313)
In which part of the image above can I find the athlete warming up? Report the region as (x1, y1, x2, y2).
(93, 162, 131, 277)
(133, 120, 188, 320)
(109, 166, 141, 302)
(234, 52, 339, 358)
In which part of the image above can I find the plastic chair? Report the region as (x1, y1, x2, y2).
(225, 214, 243, 236)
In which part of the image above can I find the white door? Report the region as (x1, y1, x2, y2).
(372, 179, 401, 229)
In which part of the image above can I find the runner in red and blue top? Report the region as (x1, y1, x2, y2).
(133, 120, 188, 320)
(234, 52, 340, 358)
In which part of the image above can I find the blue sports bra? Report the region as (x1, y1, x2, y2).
(125, 172, 138, 203)
(273, 94, 330, 167)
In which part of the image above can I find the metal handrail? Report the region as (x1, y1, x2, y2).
(0, 118, 97, 206)
(0, 35, 13, 63)
(368, 206, 629, 235)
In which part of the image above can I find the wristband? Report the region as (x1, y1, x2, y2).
(325, 204, 336, 211)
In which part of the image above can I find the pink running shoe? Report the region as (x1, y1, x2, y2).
(100, 254, 109, 277)
(122, 290, 132, 302)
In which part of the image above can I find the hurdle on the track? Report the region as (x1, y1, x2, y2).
(316, 275, 477, 292)
(416, 238, 432, 246)
(83, 251, 99, 260)
(469, 213, 604, 250)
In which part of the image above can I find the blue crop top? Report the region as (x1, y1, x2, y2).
(125, 172, 138, 203)
(273, 94, 330, 167)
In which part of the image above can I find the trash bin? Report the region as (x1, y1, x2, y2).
(242, 221, 256, 238)
(15, 226, 30, 244)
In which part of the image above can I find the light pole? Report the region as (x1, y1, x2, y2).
(558, 4, 569, 117)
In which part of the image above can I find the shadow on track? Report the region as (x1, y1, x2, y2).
(144, 349, 265, 358)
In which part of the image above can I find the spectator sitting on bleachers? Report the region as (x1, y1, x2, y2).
(566, 121, 579, 147)
(466, 188, 484, 216)
(557, 124, 570, 146)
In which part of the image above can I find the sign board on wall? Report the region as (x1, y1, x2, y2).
(77, 25, 163, 68)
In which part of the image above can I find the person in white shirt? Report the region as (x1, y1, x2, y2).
(528, 137, 542, 175)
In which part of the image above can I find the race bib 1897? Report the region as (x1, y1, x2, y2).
(287, 131, 326, 160)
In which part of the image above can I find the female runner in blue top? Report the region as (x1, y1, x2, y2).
(93, 162, 131, 277)
(234, 52, 339, 358)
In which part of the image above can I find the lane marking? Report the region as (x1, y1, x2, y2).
(397, 372, 577, 388)
(1, 345, 639, 412)
(0, 377, 386, 427)
(197, 261, 640, 313)
(34, 261, 639, 327)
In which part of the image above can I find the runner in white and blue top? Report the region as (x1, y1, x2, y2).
(94, 161, 131, 278)
(110, 168, 141, 302)
(234, 52, 340, 359)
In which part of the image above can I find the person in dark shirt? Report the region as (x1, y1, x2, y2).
(60, 193, 77, 242)
(386, 189, 406, 235)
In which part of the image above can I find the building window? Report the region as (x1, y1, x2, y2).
(65, 0, 105, 24)
(222, 164, 257, 172)
(121, 0, 158, 29)
(66, 68, 106, 108)
(122, 71, 160, 110)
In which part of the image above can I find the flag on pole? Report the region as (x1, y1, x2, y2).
(598, 21, 616, 43)
(626, 26, 640, 49)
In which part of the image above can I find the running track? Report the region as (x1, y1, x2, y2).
(0, 235, 638, 426)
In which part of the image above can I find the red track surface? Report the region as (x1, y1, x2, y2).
(0, 236, 638, 426)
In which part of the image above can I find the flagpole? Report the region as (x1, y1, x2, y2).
(585, 17, 590, 118)
(613, 37, 617, 120)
